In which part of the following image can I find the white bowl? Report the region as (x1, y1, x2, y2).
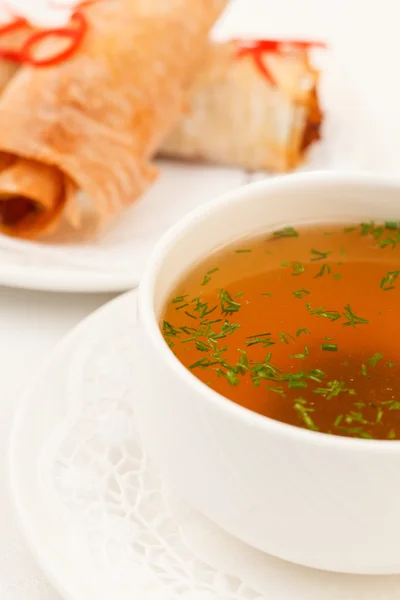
(135, 171, 400, 575)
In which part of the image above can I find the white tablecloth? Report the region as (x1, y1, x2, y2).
(0, 288, 115, 599)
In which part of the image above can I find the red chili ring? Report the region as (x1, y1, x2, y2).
(0, 17, 26, 35)
(21, 10, 87, 67)
(235, 38, 326, 86)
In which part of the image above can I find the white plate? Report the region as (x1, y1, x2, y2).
(10, 291, 400, 600)
(0, 0, 375, 293)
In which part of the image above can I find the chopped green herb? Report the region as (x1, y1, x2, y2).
(321, 343, 338, 352)
(219, 289, 241, 314)
(216, 368, 240, 386)
(291, 346, 309, 360)
(184, 311, 197, 320)
(291, 261, 306, 276)
(333, 273, 342, 280)
(386, 362, 395, 368)
(314, 263, 331, 278)
(175, 303, 189, 310)
(388, 430, 397, 440)
(344, 411, 368, 425)
(266, 385, 286, 396)
(245, 332, 275, 348)
(342, 304, 369, 327)
(334, 414, 344, 427)
(279, 332, 295, 344)
(272, 226, 299, 239)
(163, 320, 181, 337)
(195, 340, 209, 352)
(310, 248, 332, 262)
(171, 295, 188, 304)
(308, 304, 341, 322)
(201, 275, 211, 286)
(361, 364, 368, 377)
(385, 221, 400, 229)
(296, 328, 310, 337)
(294, 401, 318, 431)
(314, 380, 355, 400)
(376, 407, 384, 424)
(289, 380, 308, 389)
(367, 353, 383, 368)
(344, 226, 356, 233)
(262, 292, 273, 297)
(380, 270, 400, 291)
(235, 249, 252, 253)
(292, 288, 310, 299)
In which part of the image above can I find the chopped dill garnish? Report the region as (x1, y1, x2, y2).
(184, 310, 197, 320)
(334, 414, 344, 427)
(291, 261, 306, 276)
(361, 364, 368, 377)
(294, 400, 318, 431)
(386, 362, 395, 368)
(292, 288, 310, 299)
(219, 289, 241, 314)
(272, 226, 299, 239)
(380, 270, 400, 291)
(175, 303, 189, 310)
(367, 353, 383, 368)
(342, 304, 369, 327)
(200, 267, 219, 286)
(279, 332, 295, 344)
(171, 295, 188, 304)
(314, 380, 355, 400)
(235, 249, 252, 253)
(266, 385, 286, 396)
(385, 221, 400, 230)
(291, 346, 309, 360)
(333, 273, 342, 280)
(307, 304, 341, 322)
(310, 248, 332, 262)
(296, 328, 310, 337)
(245, 332, 275, 348)
(321, 343, 338, 352)
(262, 292, 273, 297)
(314, 263, 331, 278)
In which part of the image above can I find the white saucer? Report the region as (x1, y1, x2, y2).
(10, 291, 400, 600)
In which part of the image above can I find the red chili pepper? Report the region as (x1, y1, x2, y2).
(21, 10, 87, 67)
(0, 0, 95, 67)
(236, 38, 326, 86)
(0, 17, 26, 36)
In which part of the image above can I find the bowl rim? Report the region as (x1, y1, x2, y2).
(139, 170, 400, 452)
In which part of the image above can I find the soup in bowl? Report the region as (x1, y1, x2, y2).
(135, 172, 400, 574)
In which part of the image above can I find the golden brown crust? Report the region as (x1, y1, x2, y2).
(0, 0, 227, 238)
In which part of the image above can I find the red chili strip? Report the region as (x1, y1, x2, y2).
(0, 0, 95, 67)
(21, 10, 87, 67)
(236, 38, 326, 86)
(0, 17, 26, 36)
